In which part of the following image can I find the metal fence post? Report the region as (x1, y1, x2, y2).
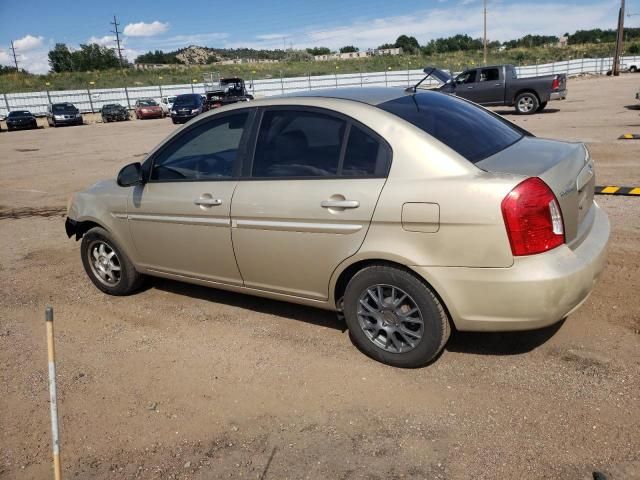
(159, 84, 163, 99)
(360, 69, 363, 88)
(334, 72, 338, 88)
(308, 72, 312, 91)
(3, 93, 9, 113)
(191, 82, 195, 94)
(87, 89, 94, 113)
(280, 71, 284, 95)
(45, 90, 52, 106)
(124, 87, 131, 109)
(385, 70, 388, 86)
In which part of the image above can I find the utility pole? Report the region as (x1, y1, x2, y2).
(10, 40, 19, 70)
(483, 0, 488, 65)
(110, 15, 124, 69)
(613, 0, 625, 76)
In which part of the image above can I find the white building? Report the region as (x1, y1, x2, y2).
(314, 47, 403, 62)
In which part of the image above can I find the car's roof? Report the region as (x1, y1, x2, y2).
(282, 87, 408, 106)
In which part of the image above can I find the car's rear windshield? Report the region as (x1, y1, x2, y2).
(138, 100, 157, 106)
(52, 104, 78, 113)
(8, 111, 31, 117)
(377, 92, 524, 163)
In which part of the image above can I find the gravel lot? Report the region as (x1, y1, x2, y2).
(1, 74, 639, 480)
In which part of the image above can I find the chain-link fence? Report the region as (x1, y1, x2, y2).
(2, 55, 638, 117)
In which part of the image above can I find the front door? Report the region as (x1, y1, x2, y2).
(128, 110, 252, 285)
(231, 107, 390, 300)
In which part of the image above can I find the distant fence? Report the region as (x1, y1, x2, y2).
(1, 55, 638, 117)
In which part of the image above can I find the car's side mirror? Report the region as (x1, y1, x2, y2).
(117, 162, 144, 187)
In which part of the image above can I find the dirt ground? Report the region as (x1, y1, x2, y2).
(1, 75, 639, 480)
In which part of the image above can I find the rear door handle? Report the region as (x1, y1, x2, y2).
(194, 197, 222, 206)
(321, 200, 360, 209)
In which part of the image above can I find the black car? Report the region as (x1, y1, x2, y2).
(46, 103, 83, 127)
(101, 104, 129, 122)
(170, 94, 205, 124)
(6, 110, 38, 131)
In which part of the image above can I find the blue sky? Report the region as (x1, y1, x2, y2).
(1, 0, 637, 73)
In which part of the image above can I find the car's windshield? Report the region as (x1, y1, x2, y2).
(52, 104, 78, 113)
(378, 92, 524, 163)
(138, 100, 157, 107)
(8, 111, 32, 118)
(174, 95, 200, 107)
(103, 104, 121, 110)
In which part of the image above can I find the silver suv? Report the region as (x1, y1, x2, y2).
(66, 88, 609, 367)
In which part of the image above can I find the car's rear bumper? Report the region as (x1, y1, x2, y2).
(550, 89, 567, 101)
(7, 122, 37, 129)
(412, 203, 609, 332)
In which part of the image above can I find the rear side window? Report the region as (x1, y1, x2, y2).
(150, 112, 248, 181)
(342, 125, 381, 176)
(378, 92, 523, 163)
(480, 68, 500, 82)
(252, 110, 345, 177)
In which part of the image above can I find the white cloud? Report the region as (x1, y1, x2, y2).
(226, 2, 616, 50)
(124, 21, 169, 37)
(87, 35, 116, 47)
(0, 49, 10, 63)
(13, 34, 44, 51)
(255, 33, 289, 41)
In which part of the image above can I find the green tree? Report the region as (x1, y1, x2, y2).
(628, 43, 640, 55)
(70, 44, 120, 71)
(394, 35, 420, 53)
(339, 45, 359, 53)
(306, 47, 331, 56)
(48, 43, 74, 72)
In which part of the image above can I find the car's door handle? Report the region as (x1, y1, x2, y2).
(194, 197, 222, 206)
(321, 200, 360, 209)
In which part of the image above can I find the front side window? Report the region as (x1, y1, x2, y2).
(456, 71, 476, 84)
(150, 112, 249, 181)
(378, 92, 523, 163)
(252, 110, 346, 178)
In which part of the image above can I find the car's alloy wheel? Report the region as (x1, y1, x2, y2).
(87, 240, 122, 287)
(357, 284, 424, 354)
(343, 265, 450, 368)
(80, 226, 143, 295)
(516, 93, 538, 114)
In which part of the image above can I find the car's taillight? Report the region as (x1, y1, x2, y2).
(501, 177, 565, 256)
(551, 77, 560, 91)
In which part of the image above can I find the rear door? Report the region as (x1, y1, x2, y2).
(473, 67, 505, 104)
(127, 109, 254, 285)
(231, 107, 391, 300)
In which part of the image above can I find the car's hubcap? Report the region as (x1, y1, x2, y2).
(518, 96, 534, 112)
(88, 240, 121, 286)
(357, 284, 424, 353)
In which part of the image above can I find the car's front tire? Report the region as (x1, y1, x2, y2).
(343, 265, 451, 368)
(80, 227, 143, 296)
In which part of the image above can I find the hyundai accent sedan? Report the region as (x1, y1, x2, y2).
(65, 88, 609, 368)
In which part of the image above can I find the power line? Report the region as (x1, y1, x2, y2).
(10, 40, 19, 70)
(110, 15, 124, 69)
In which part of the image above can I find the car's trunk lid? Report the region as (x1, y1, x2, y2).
(476, 136, 594, 244)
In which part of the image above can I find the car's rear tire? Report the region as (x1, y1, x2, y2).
(80, 227, 143, 296)
(515, 92, 539, 115)
(343, 265, 451, 368)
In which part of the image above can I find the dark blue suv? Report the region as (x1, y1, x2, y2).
(170, 94, 206, 124)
